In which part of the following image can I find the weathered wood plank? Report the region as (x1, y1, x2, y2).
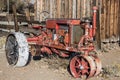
(116, 0, 120, 38)
(72, 0, 77, 18)
(86, 0, 91, 17)
(77, 0, 81, 18)
(34, 0, 37, 20)
(65, 0, 69, 18)
(53, 0, 56, 18)
(39, 0, 43, 21)
(101, 0, 106, 40)
(61, 0, 65, 18)
(69, 0, 72, 18)
(90, 0, 93, 16)
(106, 0, 111, 38)
(50, 0, 53, 18)
(109, 0, 115, 38)
(113, 0, 117, 37)
(96, 0, 101, 48)
(57, 0, 61, 18)
(81, 0, 86, 17)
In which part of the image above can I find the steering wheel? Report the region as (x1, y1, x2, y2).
(39, 11, 51, 21)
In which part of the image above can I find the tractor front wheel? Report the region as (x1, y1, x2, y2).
(69, 54, 101, 79)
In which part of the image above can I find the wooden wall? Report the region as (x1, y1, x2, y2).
(0, 0, 6, 9)
(99, 0, 120, 42)
(34, 0, 120, 46)
(35, 0, 94, 20)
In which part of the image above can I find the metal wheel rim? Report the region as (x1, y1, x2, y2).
(70, 55, 91, 78)
(83, 55, 96, 78)
(90, 54, 102, 76)
(5, 35, 19, 65)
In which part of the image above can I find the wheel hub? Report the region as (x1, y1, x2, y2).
(80, 65, 84, 70)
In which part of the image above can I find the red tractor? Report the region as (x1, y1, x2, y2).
(5, 6, 102, 79)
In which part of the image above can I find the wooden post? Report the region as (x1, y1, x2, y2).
(100, 0, 106, 41)
(12, 4, 19, 32)
(96, 0, 101, 49)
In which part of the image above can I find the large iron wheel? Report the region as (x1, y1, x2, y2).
(5, 32, 29, 67)
(69, 55, 96, 78)
(5, 34, 18, 65)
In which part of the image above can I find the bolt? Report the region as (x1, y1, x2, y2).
(80, 66, 84, 70)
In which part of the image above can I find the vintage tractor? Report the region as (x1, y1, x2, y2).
(5, 6, 102, 79)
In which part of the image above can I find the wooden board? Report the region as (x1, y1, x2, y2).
(106, 0, 111, 38)
(100, 0, 106, 41)
(69, 0, 72, 18)
(65, 0, 69, 18)
(77, 0, 81, 18)
(113, 0, 117, 37)
(109, 0, 115, 38)
(57, 0, 61, 18)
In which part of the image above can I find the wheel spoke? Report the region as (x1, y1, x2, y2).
(84, 66, 89, 70)
(82, 69, 89, 75)
(81, 58, 86, 66)
(78, 70, 82, 75)
(75, 57, 81, 64)
(75, 65, 80, 69)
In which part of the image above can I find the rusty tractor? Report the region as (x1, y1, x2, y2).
(5, 6, 102, 79)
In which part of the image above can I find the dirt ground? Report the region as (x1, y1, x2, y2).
(0, 35, 120, 80)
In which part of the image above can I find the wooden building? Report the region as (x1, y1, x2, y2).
(0, 0, 6, 9)
(34, 0, 120, 48)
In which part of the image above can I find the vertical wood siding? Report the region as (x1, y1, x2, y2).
(35, 0, 120, 45)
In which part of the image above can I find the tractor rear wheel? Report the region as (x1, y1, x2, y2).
(5, 32, 29, 67)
